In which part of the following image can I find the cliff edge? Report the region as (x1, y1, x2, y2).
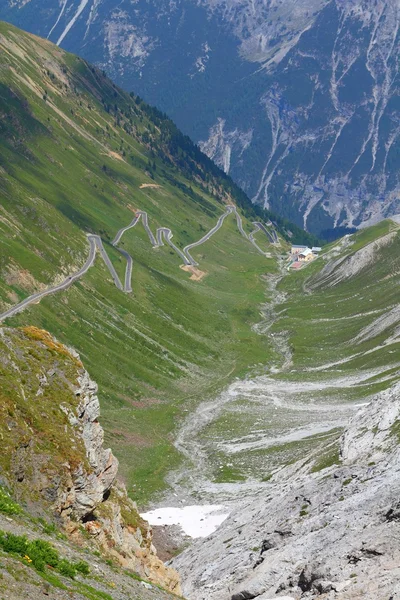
(0, 326, 181, 596)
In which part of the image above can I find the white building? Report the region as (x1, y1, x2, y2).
(298, 248, 314, 262)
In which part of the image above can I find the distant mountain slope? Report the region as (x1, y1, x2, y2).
(1, 0, 399, 235)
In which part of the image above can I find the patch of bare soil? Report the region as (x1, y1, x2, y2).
(129, 398, 162, 408)
(109, 429, 151, 448)
(6, 290, 19, 303)
(106, 150, 124, 161)
(180, 265, 207, 282)
(4, 263, 43, 293)
(151, 525, 190, 562)
(119, 393, 161, 408)
(140, 183, 161, 189)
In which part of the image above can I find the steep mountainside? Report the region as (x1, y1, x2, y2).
(0, 21, 317, 507)
(0, 326, 180, 597)
(1, 20, 400, 600)
(1, 0, 399, 234)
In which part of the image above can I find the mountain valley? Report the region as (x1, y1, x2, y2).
(0, 18, 399, 600)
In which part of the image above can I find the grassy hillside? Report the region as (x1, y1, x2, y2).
(0, 22, 285, 505)
(276, 220, 400, 374)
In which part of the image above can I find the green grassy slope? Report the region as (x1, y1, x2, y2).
(0, 22, 282, 505)
(276, 219, 400, 375)
(270, 220, 400, 469)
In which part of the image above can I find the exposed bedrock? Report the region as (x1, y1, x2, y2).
(172, 381, 400, 600)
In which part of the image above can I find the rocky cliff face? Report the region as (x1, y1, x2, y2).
(0, 326, 180, 594)
(198, 0, 400, 234)
(1, 0, 399, 234)
(172, 380, 400, 599)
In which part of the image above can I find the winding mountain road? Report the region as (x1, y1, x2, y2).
(0, 236, 97, 321)
(253, 221, 278, 244)
(156, 228, 191, 265)
(0, 206, 277, 322)
(184, 206, 235, 266)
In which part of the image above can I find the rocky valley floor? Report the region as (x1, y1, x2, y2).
(142, 222, 400, 599)
(172, 380, 400, 600)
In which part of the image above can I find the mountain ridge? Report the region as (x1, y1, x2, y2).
(1, 0, 399, 234)
(0, 325, 182, 597)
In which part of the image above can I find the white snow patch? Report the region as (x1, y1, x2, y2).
(141, 505, 229, 538)
(47, 0, 68, 40)
(57, 0, 90, 46)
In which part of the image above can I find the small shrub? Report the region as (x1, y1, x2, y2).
(58, 560, 76, 579)
(0, 487, 21, 516)
(28, 554, 45, 572)
(26, 539, 59, 570)
(74, 560, 90, 576)
(0, 531, 87, 580)
(0, 532, 28, 554)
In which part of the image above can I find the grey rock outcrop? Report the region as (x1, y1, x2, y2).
(0, 327, 181, 595)
(172, 381, 400, 599)
(59, 370, 119, 519)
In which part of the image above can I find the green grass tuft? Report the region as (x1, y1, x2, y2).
(0, 487, 21, 516)
(0, 531, 89, 580)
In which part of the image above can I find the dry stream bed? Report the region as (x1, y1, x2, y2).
(140, 261, 397, 547)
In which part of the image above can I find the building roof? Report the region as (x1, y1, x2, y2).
(290, 261, 303, 269)
(312, 246, 322, 252)
(299, 248, 313, 257)
(291, 244, 308, 249)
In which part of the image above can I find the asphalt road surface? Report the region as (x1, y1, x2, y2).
(0, 206, 277, 322)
